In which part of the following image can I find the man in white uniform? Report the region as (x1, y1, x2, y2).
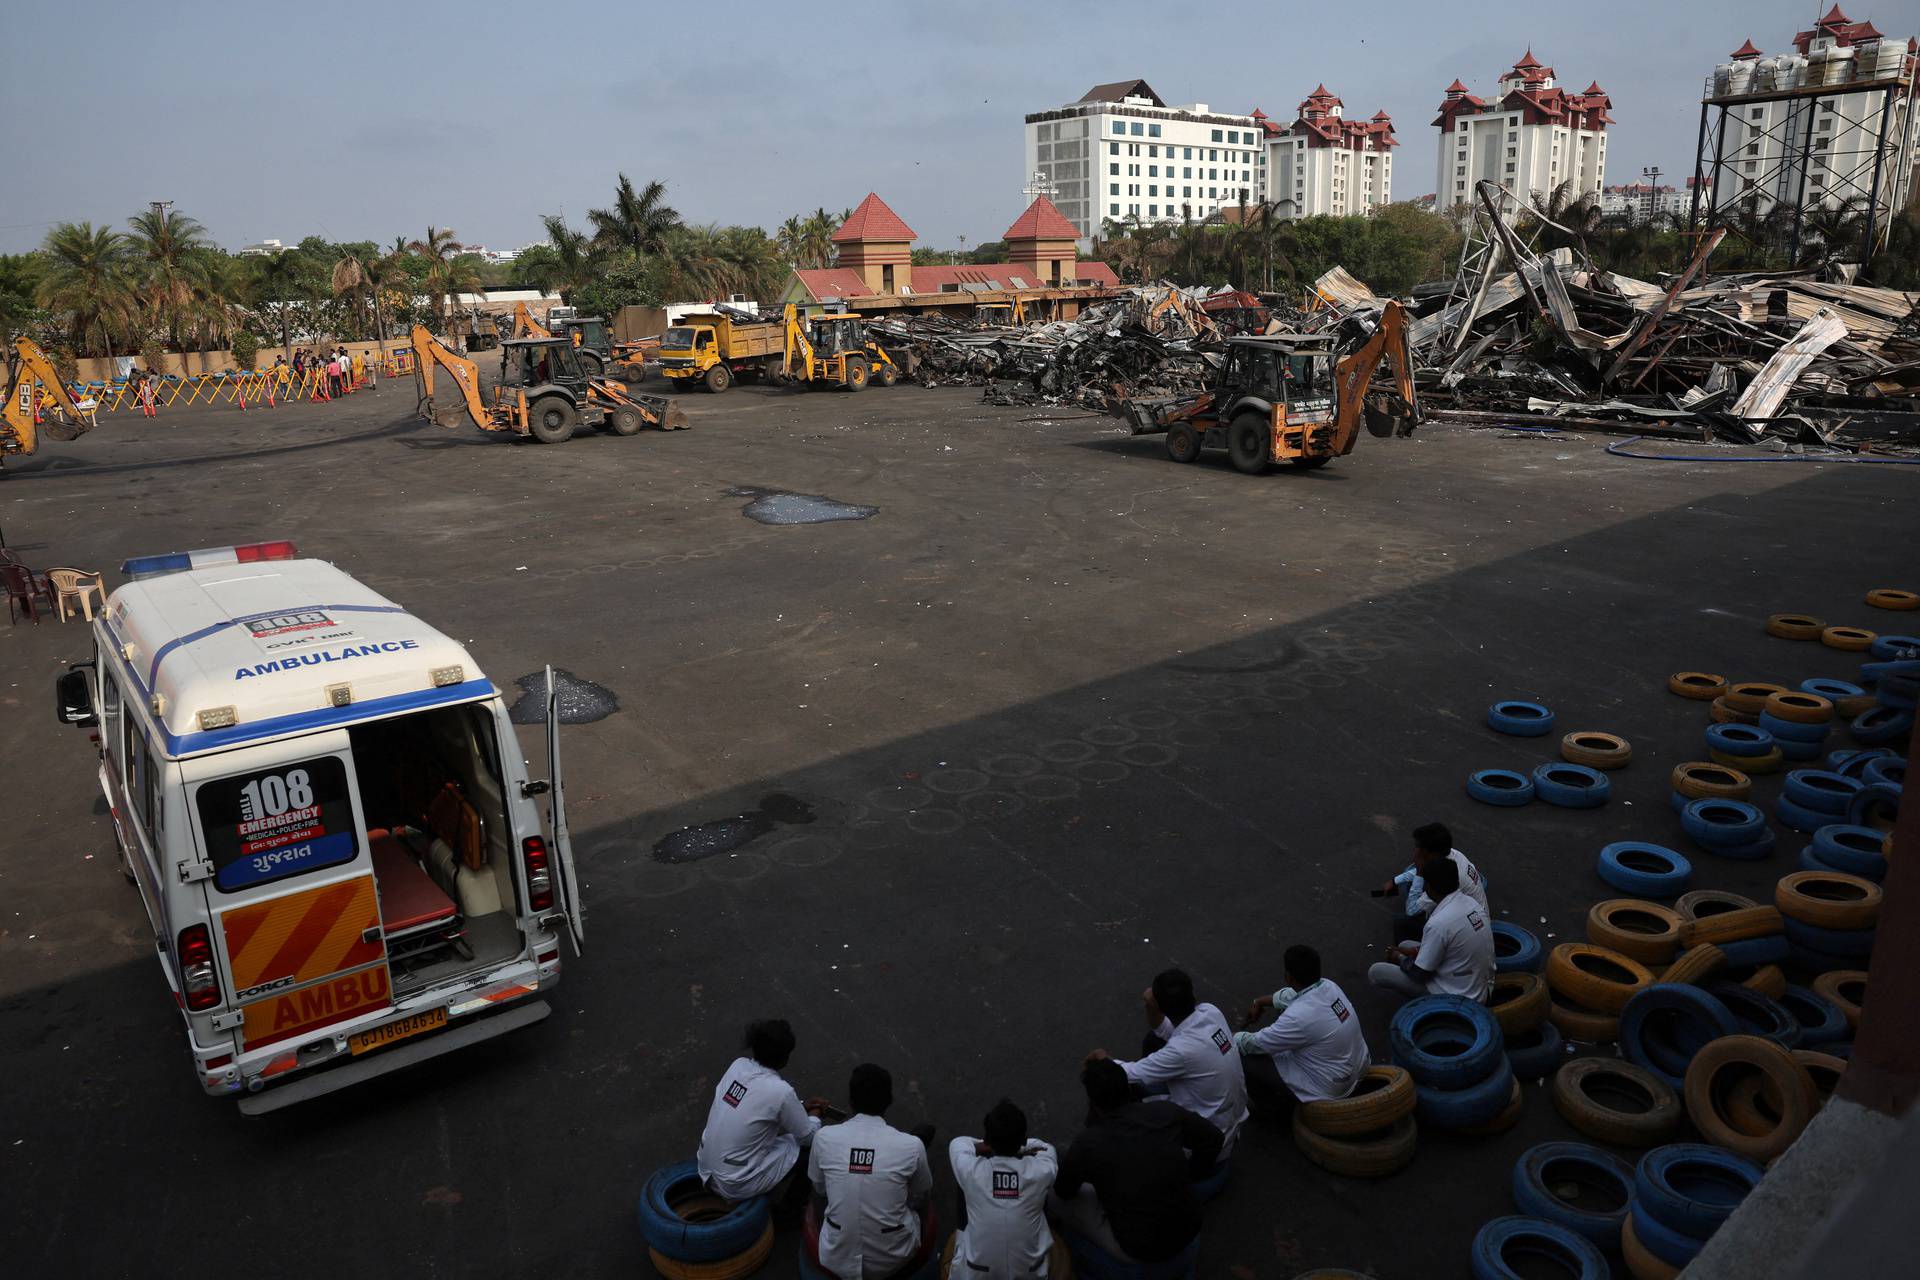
(948, 1099, 1057, 1279)
(1368, 858, 1495, 1002)
(809, 1063, 935, 1279)
(1235, 945, 1371, 1115)
(1097, 968, 1249, 1159)
(697, 1019, 825, 1204)
(1374, 822, 1488, 943)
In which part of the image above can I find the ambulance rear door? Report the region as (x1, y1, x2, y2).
(185, 731, 393, 1054)
(542, 667, 585, 954)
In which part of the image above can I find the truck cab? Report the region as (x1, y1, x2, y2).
(54, 542, 583, 1113)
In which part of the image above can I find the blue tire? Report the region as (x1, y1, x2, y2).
(1630, 1201, 1709, 1269)
(1635, 1144, 1764, 1241)
(1778, 985, 1850, 1045)
(1811, 824, 1890, 879)
(1681, 798, 1765, 846)
(1703, 828, 1776, 861)
(1781, 917, 1875, 959)
(1510, 1142, 1634, 1251)
(1493, 921, 1544, 974)
(1390, 995, 1504, 1090)
(1533, 762, 1609, 808)
(1859, 657, 1920, 686)
(1470, 1216, 1609, 1280)
(1778, 738, 1824, 763)
(1596, 842, 1691, 896)
(1469, 768, 1536, 806)
(1706, 982, 1802, 1048)
(1846, 782, 1902, 826)
(1851, 707, 1915, 745)
(1715, 935, 1789, 968)
(1757, 712, 1828, 744)
(1705, 724, 1773, 756)
(1505, 1020, 1564, 1079)
(1488, 700, 1556, 736)
(1828, 748, 1893, 776)
(1416, 1056, 1515, 1130)
(1783, 770, 1863, 814)
(1777, 794, 1835, 834)
(1798, 844, 1885, 883)
(1875, 674, 1918, 711)
(637, 1161, 772, 1262)
(1620, 985, 1740, 1089)
(1867, 635, 1920, 660)
(1863, 758, 1906, 789)
(1801, 678, 1864, 702)
(1787, 940, 1859, 974)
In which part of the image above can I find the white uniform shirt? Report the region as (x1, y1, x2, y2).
(696, 1056, 821, 1201)
(1118, 1002, 1250, 1156)
(1417, 891, 1496, 1001)
(948, 1137, 1057, 1278)
(1396, 849, 1489, 917)
(1236, 979, 1371, 1102)
(810, 1114, 933, 1279)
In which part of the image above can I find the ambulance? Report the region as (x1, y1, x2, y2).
(53, 541, 584, 1113)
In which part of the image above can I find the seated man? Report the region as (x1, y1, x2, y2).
(1050, 1059, 1220, 1267)
(1374, 822, 1489, 943)
(1097, 968, 1248, 1158)
(948, 1099, 1057, 1279)
(809, 1063, 935, 1280)
(696, 1019, 825, 1206)
(1236, 945, 1371, 1117)
(1367, 858, 1495, 1003)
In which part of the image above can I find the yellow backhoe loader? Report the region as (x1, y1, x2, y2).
(1122, 300, 1419, 473)
(781, 304, 899, 391)
(3, 338, 94, 474)
(410, 325, 685, 444)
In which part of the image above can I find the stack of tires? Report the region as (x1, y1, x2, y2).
(1776, 868, 1881, 973)
(1678, 796, 1774, 861)
(1710, 680, 1785, 728)
(1389, 996, 1521, 1135)
(1705, 723, 1780, 775)
(1850, 634, 1918, 743)
(1798, 822, 1889, 881)
(1622, 1144, 1764, 1279)
(1776, 768, 1864, 833)
(1681, 1034, 1819, 1164)
(1544, 942, 1653, 1045)
(637, 1162, 774, 1280)
(1667, 761, 1751, 812)
(1509, 1141, 1633, 1254)
(1757, 691, 1833, 764)
(1290, 1064, 1418, 1178)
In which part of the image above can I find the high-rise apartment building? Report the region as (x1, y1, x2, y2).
(1264, 86, 1397, 217)
(1432, 51, 1612, 210)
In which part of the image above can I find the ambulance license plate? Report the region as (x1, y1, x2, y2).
(349, 1006, 447, 1055)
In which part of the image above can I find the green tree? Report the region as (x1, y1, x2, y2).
(251, 249, 323, 358)
(516, 215, 597, 303)
(571, 250, 666, 318)
(127, 207, 210, 352)
(0, 253, 47, 341)
(406, 226, 479, 329)
(590, 175, 680, 256)
(36, 222, 138, 359)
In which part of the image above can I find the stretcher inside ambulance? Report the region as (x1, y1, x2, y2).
(54, 542, 583, 1113)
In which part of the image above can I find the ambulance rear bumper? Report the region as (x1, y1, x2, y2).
(236, 999, 550, 1115)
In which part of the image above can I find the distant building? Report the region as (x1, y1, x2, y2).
(1432, 50, 1612, 209)
(236, 239, 285, 257)
(1265, 86, 1397, 217)
(1025, 79, 1268, 247)
(1700, 8, 1919, 222)
(1601, 183, 1687, 223)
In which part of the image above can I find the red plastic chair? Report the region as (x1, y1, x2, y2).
(3, 560, 56, 624)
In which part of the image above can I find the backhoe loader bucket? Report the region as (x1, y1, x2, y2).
(1121, 394, 1200, 436)
(38, 414, 95, 444)
(649, 396, 689, 431)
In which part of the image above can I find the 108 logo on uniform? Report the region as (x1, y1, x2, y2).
(848, 1148, 875, 1174)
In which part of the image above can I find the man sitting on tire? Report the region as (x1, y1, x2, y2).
(697, 1019, 827, 1210)
(947, 1099, 1058, 1278)
(808, 1063, 936, 1279)
(1091, 968, 1249, 1162)
(1367, 858, 1495, 1003)
(1373, 822, 1489, 943)
(1235, 945, 1371, 1118)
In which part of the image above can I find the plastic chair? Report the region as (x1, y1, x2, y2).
(46, 567, 107, 622)
(3, 561, 56, 625)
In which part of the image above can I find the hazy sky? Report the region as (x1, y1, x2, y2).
(0, 0, 1882, 255)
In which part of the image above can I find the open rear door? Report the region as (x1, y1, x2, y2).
(543, 666, 585, 953)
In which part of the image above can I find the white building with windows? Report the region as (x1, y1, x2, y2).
(1601, 183, 1687, 223)
(1024, 79, 1268, 248)
(1432, 51, 1612, 210)
(1265, 86, 1397, 217)
(1703, 9, 1919, 220)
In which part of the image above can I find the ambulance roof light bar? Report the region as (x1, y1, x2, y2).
(121, 541, 299, 580)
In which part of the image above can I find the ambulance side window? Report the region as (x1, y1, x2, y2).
(123, 706, 140, 794)
(100, 672, 122, 763)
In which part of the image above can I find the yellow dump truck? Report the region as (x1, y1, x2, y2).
(656, 311, 786, 393)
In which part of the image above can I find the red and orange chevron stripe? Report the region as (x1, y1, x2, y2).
(221, 875, 385, 999)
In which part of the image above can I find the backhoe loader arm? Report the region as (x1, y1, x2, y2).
(781, 304, 816, 380)
(410, 325, 490, 429)
(512, 301, 550, 340)
(1329, 300, 1420, 454)
(3, 337, 91, 455)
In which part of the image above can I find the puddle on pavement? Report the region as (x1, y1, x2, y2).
(727, 485, 877, 526)
(652, 793, 817, 863)
(507, 669, 620, 724)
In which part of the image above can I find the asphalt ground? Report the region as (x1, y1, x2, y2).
(1, 373, 1914, 1278)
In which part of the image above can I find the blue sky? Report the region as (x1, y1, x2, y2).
(0, 0, 1878, 254)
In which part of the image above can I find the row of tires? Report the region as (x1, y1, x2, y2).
(1678, 668, 1916, 750)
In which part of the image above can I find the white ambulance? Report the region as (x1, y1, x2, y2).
(54, 541, 584, 1113)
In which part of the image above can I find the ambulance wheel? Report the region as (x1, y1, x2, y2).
(1166, 423, 1202, 463)
(1228, 413, 1270, 474)
(1291, 455, 1332, 470)
(528, 397, 577, 444)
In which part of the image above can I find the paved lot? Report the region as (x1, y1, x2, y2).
(2, 376, 1913, 1278)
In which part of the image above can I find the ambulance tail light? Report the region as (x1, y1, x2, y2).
(178, 924, 222, 1011)
(523, 836, 554, 911)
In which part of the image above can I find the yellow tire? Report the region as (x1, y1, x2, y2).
(1765, 614, 1825, 641)
(649, 1222, 775, 1280)
(1711, 747, 1782, 774)
(1545, 943, 1654, 1015)
(1290, 1110, 1417, 1178)
(1865, 588, 1918, 611)
(1587, 899, 1683, 967)
(1710, 696, 1760, 725)
(1684, 1035, 1815, 1163)
(1488, 972, 1552, 1036)
(1622, 1212, 1682, 1280)
(1741, 964, 1787, 1000)
(1561, 731, 1632, 769)
(1763, 691, 1832, 724)
(1668, 671, 1727, 700)
(1672, 761, 1751, 800)
(1775, 870, 1882, 931)
(1298, 1065, 1416, 1137)
(1680, 905, 1782, 948)
(1547, 997, 1620, 1044)
(1811, 970, 1866, 1030)
(1724, 682, 1788, 714)
(1820, 626, 1875, 651)
(1660, 943, 1725, 985)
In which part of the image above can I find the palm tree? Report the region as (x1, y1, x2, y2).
(407, 226, 467, 328)
(332, 250, 370, 339)
(127, 208, 210, 353)
(252, 250, 317, 358)
(186, 252, 249, 369)
(37, 222, 138, 359)
(358, 251, 405, 346)
(589, 175, 680, 255)
(533, 215, 597, 303)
